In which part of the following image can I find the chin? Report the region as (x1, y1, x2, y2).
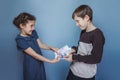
(81, 28, 85, 30)
(27, 33, 32, 36)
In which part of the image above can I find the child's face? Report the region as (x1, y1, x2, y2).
(74, 15, 89, 30)
(20, 20, 35, 36)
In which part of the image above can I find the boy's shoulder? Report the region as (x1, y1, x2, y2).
(95, 28, 103, 34)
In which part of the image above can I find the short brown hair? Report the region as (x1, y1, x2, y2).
(72, 5, 93, 21)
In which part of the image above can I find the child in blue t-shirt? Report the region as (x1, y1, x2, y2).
(13, 12, 60, 80)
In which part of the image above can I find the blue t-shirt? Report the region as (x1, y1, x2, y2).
(16, 30, 46, 80)
(16, 30, 42, 60)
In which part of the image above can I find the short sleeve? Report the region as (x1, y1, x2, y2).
(32, 30, 39, 39)
(16, 38, 30, 51)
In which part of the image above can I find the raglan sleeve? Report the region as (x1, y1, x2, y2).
(72, 31, 105, 64)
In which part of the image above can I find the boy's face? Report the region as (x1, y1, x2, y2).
(74, 15, 89, 30)
(20, 20, 35, 36)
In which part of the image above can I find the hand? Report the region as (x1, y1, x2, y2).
(70, 48, 76, 54)
(64, 54, 73, 62)
(63, 48, 75, 58)
(50, 56, 60, 64)
(51, 47, 59, 54)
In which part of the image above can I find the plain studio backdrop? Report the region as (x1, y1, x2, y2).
(0, 0, 120, 80)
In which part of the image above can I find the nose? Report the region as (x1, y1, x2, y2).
(32, 27, 35, 30)
(76, 22, 79, 26)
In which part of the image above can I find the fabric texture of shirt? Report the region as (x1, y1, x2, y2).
(16, 30, 46, 80)
(70, 28, 105, 78)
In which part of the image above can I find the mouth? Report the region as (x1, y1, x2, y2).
(30, 30, 33, 32)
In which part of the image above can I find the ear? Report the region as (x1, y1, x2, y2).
(84, 15, 90, 21)
(19, 23, 25, 29)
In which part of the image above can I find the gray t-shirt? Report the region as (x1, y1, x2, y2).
(70, 28, 105, 78)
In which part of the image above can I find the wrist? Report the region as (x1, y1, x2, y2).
(47, 59, 52, 63)
(49, 47, 53, 51)
(49, 60, 54, 64)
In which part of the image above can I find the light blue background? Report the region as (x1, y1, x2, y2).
(0, 0, 120, 80)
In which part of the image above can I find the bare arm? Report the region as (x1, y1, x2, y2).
(24, 47, 59, 63)
(37, 38, 58, 53)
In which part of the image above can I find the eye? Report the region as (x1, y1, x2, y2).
(31, 24, 34, 27)
(75, 20, 78, 23)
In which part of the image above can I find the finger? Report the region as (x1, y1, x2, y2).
(63, 58, 68, 61)
(64, 55, 69, 58)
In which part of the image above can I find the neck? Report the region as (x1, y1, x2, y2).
(20, 31, 28, 37)
(86, 22, 96, 32)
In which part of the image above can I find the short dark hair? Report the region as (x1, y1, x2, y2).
(13, 12, 36, 28)
(72, 5, 93, 21)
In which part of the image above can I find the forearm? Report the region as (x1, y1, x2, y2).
(37, 39, 53, 51)
(32, 52, 51, 62)
(73, 40, 104, 64)
(24, 47, 53, 63)
(40, 43, 52, 50)
(72, 53, 102, 64)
